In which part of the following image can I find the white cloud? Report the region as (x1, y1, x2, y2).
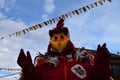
(0, 18, 28, 36)
(41, 14, 48, 20)
(0, 0, 5, 9)
(0, 12, 6, 19)
(43, 0, 55, 14)
(0, 0, 16, 12)
(0, 12, 51, 71)
(42, 0, 56, 20)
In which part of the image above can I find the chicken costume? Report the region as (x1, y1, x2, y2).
(17, 19, 111, 80)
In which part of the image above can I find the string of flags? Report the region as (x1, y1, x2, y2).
(0, 67, 21, 71)
(0, 72, 21, 78)
(0, 67, 21, 78)
(0, 0, 112, 40)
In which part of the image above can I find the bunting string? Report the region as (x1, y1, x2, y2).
(0, 0, 112, 40)
(0, 67, 21, 71)
(0, 72, 21, 78)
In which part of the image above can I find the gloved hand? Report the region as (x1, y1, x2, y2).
(17, 49, 34, 74)
(95, 43, 111, 62)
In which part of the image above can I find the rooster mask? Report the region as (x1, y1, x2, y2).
(49, 19, 70, 53)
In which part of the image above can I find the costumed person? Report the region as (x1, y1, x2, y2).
(17, 19, 112, 80)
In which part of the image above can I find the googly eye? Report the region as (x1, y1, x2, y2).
(60, 35, 64, 39)
(54, 36, 58, 40)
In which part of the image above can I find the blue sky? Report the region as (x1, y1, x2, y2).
(0, 0, 120, 79)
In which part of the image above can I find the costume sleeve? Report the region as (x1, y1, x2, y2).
(21, 66, 36, 80)
(92, 44, 111, 80)
(92, 59, 111, 80)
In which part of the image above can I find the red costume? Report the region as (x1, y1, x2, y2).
(17, 19, 111, 80)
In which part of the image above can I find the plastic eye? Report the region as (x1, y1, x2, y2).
(54, 36, 58, 40)
(60, 35, 64, 40)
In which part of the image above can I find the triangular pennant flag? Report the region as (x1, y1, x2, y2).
(2, 37, 4, 39)
(49, 20, 52, 24)
(52, 18, 55, 23)
(9, 34, 12, 37)
(16, 32, 18, 36)
(35, 25, 38, 29)
(98, 0, 103, 5)
(108, 0, 112, 2)
(61, 15, 66, 19)
(94, 2, 98, 6)
(41, 23, 44, 27)
(103, 0, 105, 2)
(38, 24, 42, 28)
(58, 17, 62, 20)
(23, 30, 26, 34)
(17, 31, 21, 36)
(29, 27, 32, 31)
(0, 37, 4, 39)
(65, 14, 69, 18)
(10, 33, 14, 37)
(78, 8, 82, 13)
(33, 26, 37, 30)
(29, 27, 33, 31)
(72, 11, 75, 15)
(68, 12, 72, 17)
(47, 20, 50, 24)
(75, 10, 79, 15)
(55, 18, 59, 21)
(82, 7, 87, 12)
(44, 22, 48, 26)
(25, 29, 29, 32)
(89, 4, 95, 8)
(86, 5, 90, 10)
(46, 21, 49, 25)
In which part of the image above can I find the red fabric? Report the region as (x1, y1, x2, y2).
(21, 56, 111, 80)
(36, 58, 45, 68)
(35, 57, 93, 80)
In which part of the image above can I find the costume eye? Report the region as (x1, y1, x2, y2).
(60, 35, 65, 40)
(54, 36, 58, 40)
